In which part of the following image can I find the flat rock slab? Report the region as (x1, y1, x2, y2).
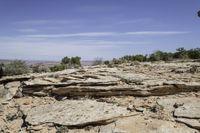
(176, 118, 200, 130)
(26, 100, 130, 126)
(112, 73, 151, 83)
(174, 100, 200, 119)
(157, 97, 199, 112)
(24, 78, 53, 86)
(99, 115, 198, 133)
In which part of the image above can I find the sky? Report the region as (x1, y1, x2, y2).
(0, 0, 200, 61)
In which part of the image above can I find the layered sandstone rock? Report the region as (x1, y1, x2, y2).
(0, 62, 200, 132)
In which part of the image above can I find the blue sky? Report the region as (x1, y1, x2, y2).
(0, 0, 200, 61)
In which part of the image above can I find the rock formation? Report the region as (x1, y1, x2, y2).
(0, 62, 200, 132)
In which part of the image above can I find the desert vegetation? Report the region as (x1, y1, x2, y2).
(0, 56, 81, 77)
(108, 47, 200, 65)
(92, 57, 104, 66)
(0, 60, 29, 77)
(0, 48, 199, 78)
(50, 56, 81, 72)
(31, 64, 51, 73)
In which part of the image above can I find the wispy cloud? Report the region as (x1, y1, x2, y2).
(0, 37, 150, 60)
(22, 31, 189, 38)
(22, 32, 117, 38)
(118, 18, 153, 24)
(126, 31, 189, 35)
(16, 28, 38, 33)
(73, 5, 118, 13)
(13, 20, 73, 25)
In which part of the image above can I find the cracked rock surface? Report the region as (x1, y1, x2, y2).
(26, 99, 131, 126)
(0, 62, 200, 132)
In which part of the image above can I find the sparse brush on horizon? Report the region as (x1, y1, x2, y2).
(92, 58, 103, 66)
(0, 47, 200, 77)
(50, 56, 81, 72)
(31, 64, 50, 73)
(111, 47, 200, 65)
(1, 60, 29, 76)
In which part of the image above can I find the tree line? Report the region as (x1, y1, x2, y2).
(0, 47, 200, 77)
(110, 47, 200, 63)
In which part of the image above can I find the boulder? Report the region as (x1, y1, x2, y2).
(0, 82, 21, 101)
(5, 81, 21, 98)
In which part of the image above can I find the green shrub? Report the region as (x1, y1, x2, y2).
(112, 58, 123, 64)
(173, 48, 189, 59)
(61, 56, 81, 68)
(134, 54, 147, 62)
(104, 60, 110, 65)
(50, 64, 66, 72)
(187, 48, 200, 59)
(148, 51, 164, 61)
(61, 56, 70, 64)
(3, 60, 29, 76)
(31, 64, 50, 73)
(120, 54, 147, 62)
(70, 56, 81, 67)
(92, 58, 103, 66)
(50, 56, 82, 72)
(148, 51, 173, 61)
